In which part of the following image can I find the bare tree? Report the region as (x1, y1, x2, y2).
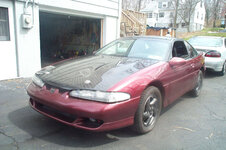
(204, 0, 224, 27)
(122, 0, 151, 12)
(177, 0, 201, 32)
(212, 0, 221, 27)
(173, 0, 179, 28)
(122, 0, 131, 10)
(137, 0, 142, 11)
(122, 0, 127, 10)
(204, 0, 212, 26)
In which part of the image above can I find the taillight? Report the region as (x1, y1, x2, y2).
(205, 51, 221, 57)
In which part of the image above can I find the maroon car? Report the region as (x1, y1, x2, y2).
(27, 36, 205, 134)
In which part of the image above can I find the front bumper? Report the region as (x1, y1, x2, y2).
(205, 57, 225, 72)
(27, 83, 140, 131)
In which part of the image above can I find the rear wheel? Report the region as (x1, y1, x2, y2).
(190, 70, 203, 97)
(132, 86, 162, 134)
(219, 61, 226, 76)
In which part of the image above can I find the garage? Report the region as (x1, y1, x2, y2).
(39, 12, 101, 67)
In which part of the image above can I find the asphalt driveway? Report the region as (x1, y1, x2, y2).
(0, 72, 226, 150)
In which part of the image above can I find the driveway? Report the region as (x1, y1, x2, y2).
(0, 72, 226, 150)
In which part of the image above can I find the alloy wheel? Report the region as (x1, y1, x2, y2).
(195, 73, 203, 94)
(143, 95, 159, 127)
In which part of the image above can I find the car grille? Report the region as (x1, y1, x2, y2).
(30, 99, 104, 128)
(31, 99, 77, 123)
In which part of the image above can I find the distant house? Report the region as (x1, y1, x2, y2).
(141, 0, 205, 32)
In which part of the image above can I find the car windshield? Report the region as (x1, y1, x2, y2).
(188, 37, 223, 47)
(96, 38, 170, 61)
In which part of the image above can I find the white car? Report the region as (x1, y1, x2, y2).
(188, 36, 226, 76)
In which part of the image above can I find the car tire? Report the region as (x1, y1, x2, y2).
(132, 86, 162, 134)
(219, 62, 226, 76)
(190, 70, 203, 97)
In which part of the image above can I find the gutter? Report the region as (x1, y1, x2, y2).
(13, 0, 20, 77)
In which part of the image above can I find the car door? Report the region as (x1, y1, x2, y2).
(163, 41, 194, 104)
(184, 41, 200, 87)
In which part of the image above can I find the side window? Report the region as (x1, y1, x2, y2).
(185, 41, 198, 58)
(172, 41, 189, 59)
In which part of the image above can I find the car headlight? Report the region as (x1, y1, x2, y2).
(32, 75, 44, 88)
(69, 90, 131, 103)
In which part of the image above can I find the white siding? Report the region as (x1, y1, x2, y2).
(14, 2, 41, 77)
(38, 0, 119, 18)
(191, 1, 205, 31)
(0, 1, 17, 80)
(103, 16, 118, 45)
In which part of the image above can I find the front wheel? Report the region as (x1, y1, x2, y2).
(190, 70, 203, 97)
(132, 86, 162, 134)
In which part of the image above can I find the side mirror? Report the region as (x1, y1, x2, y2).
(169, 57, 186, 67)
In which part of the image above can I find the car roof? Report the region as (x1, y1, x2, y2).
(190, 36, 225, 39)
(120, 36, 178, 42)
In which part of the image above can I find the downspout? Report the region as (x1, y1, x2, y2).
(32, 0, 35, 26)
(13, 0, 20, 77)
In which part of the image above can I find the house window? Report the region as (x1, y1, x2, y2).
(201, 14, 203, 20)
(170, 12, 174, 18)
(148, 13, 153, 18)
(182, 22, 189, 27)
(197, 12, 199, 19)
(0, 7, 10, 41)
(159, 12, 164, 18)
(155, 13, 158, 21)
(158, 2, 162, 8)
(168, 2, 172, 8)
(162, 3, 167, 8)
(200, 1, 203, 7)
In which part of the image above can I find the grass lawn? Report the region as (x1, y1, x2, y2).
(177, 28, 226, 40)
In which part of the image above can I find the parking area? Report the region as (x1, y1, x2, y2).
(0, 72, 226, 150)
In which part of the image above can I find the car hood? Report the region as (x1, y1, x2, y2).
(37, 55, 160, 91)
